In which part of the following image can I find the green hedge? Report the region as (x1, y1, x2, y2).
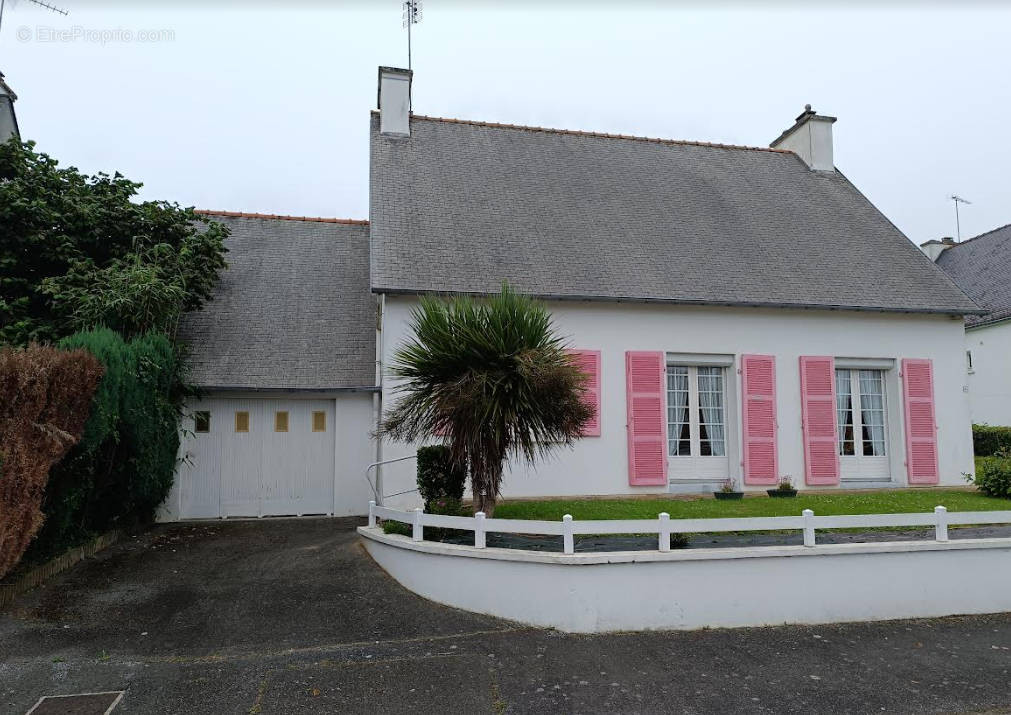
(974, 456, 1011, 499)
(25, 328, 183, 562)
(973, 424, 1011, 457)
(416, 445, 467, 510)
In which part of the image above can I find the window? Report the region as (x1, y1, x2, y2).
(274, 411, 289, 433)
(666, 365, 726, 458)
(312, 411, 327, 432)
(193, 411, 210, 433)
(836, 369, 886, 457)
(235, 411, 250, 433)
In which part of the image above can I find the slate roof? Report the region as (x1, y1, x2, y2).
(936, 224, 1011, 328)
(370, 113, 980, 316)
(179, 213, 376, 390)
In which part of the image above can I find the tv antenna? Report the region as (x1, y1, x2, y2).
(950, 194, 972, 242)
(1, 0, 70, 44)
(402, 0, 421, 70)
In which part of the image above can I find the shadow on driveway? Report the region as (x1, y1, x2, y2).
(2, 517, 1011, 713)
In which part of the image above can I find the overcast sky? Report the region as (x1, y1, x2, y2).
(2, 2, 1008, 245)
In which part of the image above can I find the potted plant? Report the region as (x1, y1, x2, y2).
(714, 478, 744, 500)
(767, 476, 798, 498)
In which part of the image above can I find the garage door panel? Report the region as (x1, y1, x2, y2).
(180, 398, 337, 520)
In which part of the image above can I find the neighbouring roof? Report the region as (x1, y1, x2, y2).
(179, 212, 376, 390)
(370, 113, 980, 316)
(936, 223, 1011, 328)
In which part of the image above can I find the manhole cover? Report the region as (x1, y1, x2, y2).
(25, 691, 124, 715)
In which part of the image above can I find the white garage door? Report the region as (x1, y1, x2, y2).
(179, 398, 336, 518)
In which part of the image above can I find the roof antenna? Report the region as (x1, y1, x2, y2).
(1, 0, 70, 45)
(402, 0, 421, 70)
(950, 194, 972, 242)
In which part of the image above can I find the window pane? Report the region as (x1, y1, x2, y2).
(235, 411, 250, 433)
(275, 411, 289, 433)
(858, 370, 886, 456)
(194, 411, 210, 433)
(666, 367, 689, 456)
(835, 370, 854, 455)
(312, 411, 326, 432)
(697, 367, 725, 457)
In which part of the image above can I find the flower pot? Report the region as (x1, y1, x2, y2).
(714, 491, 744, 500)
(767, 488, 798, 498)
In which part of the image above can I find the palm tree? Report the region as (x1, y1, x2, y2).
(381, 285, 594, 515)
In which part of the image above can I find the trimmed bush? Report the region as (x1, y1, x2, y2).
(26, 328, 183, 561)
(0, 344, 103, 578)
(973, 424, 1011, 457)
(416, 445, 467, 510)
(974, 454, 1011, 499)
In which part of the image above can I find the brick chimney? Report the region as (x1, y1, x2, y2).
(920, 237, 956, 262)
(377, 66, 412, 137)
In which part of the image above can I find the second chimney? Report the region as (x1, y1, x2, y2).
(770, 104, 836, 171)
(377, 66, 412, 137)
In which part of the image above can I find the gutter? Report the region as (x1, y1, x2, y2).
(371, 287, 987, 317)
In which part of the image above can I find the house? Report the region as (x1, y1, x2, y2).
(164, 67, 980, 520)
(923, 225, 1011, 427)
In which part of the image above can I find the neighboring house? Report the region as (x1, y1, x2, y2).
(924, 225, 1011, 427)
(168, 67, 981, 520)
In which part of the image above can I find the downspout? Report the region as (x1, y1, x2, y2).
(374, 293, 386, 505)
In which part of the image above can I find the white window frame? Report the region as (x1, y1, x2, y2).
(666, 361, 731, 482)
(836, 367, 891, 482)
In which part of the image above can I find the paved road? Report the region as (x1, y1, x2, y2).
(2, 518, 1011, 714)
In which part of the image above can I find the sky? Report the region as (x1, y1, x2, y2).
(1, 1, 1008, 246)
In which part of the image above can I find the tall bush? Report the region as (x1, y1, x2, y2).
(0, 344, 103, 578)
(26, 328, 183, 560)
(973, 424, 1011, 457)
(416, 445, 467, 509)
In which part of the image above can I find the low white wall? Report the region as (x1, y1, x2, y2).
(361, 528, 1011, 633)
(966, 321, 1011, 427)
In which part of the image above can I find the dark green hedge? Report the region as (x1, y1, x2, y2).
(416, 445, 467, 509)
(973, 424, 1011, 457)
(25, 328, 183, 561)
(975, 457, 1011, 499)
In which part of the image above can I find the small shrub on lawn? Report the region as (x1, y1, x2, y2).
(973, 424, 1011, 457)
(382, 520, 412, 537)
(974, 452, 1011, 499)
(416, 445, 467, 510)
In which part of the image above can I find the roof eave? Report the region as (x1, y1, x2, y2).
(371, 287, 984, 317)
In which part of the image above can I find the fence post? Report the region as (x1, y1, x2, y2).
(412, 507, 424, 542)
(935, 505, 949, 543)
(802, 509, 816, 547)
(368, 500, 376, 528)
(562, 514, 574, 555)
(474, 511, 486, 549)
(658, 512, 671, 552)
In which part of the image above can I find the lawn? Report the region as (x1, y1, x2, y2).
(494, 488, 1008, 521)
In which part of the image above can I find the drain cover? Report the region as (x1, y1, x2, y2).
(25, 691, 124, 715)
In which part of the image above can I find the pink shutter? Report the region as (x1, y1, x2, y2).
(625, 351, 667, 486)
(741, 354, 778, 485)
(568, 349, 601, 437)
(799, 356, 840, 485)
(902, 358, 939, 484)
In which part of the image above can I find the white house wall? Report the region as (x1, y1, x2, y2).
(378, 297, 974, 507)
(966, 321, 1011, 427)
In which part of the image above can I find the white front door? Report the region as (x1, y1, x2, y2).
(836, 369, 891, 482)
(666, 365, 730, 481)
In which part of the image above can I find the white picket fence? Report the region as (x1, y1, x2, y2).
(368, 501, 1011, 554)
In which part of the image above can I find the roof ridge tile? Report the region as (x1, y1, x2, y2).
(194, 209, 368, 226)
(374, 111, 791, 155)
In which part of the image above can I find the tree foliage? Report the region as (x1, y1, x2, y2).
(25, 328, 184, 562)
(0, 344, 103, 578)
(382, 285, 593, 515)
(0, 139, 228, 344)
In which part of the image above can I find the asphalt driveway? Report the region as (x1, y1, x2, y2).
(2, 518, 1011, 714)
